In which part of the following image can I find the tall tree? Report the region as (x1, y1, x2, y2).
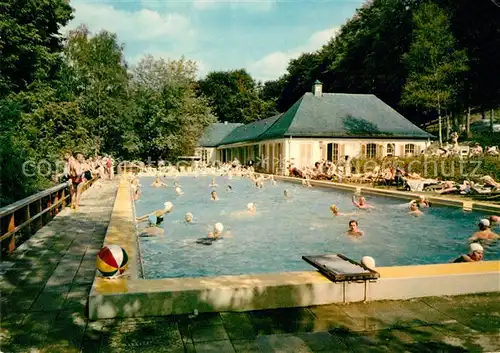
(198, 69, 277, 123)
(64, 25, 133, 155)
(0, 0, 73, 97)
(131, 55, 216, 160)
(401, 2, 468, 145)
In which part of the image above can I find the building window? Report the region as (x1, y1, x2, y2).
(327, 143, 339, 162)
(386, 143, 395, 157)
(366, 143, 377, 159)
(405, 144, 415, 156)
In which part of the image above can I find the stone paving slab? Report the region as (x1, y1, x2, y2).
(1, 179, 500, 353)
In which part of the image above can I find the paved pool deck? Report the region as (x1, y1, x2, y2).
(0, 180, 499, 353)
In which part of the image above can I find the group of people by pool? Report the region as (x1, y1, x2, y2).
(130, 171, 499, 263)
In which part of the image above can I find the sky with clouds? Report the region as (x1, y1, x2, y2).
(63, 0, 366, 81)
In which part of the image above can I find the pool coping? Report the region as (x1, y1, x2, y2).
(88, 174, 500, 320)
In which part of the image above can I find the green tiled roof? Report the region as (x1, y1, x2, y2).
(218, 114, 282, 146)
(198, 122, 243, 147)
(258, 93, 434, 140)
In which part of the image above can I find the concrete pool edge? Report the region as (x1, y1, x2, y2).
(88, 174, 500, 320)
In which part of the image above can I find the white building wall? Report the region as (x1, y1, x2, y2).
(289, 138, 429, 169)
(195, 147, 217, 164)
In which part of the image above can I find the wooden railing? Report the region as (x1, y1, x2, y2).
(0, 178, 96, 257)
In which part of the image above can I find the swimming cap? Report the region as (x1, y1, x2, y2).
(361, 256, 376, 270)
(175, 187, 182, 193)
(330, 204, 337, 211)
(247, 203, 255, 211)
(214, 222, 224, 233)
(148, 214, 157, 226)
(479, 219, 490, 227)
(185, 212, 193, 221)
(469, 243, 483, 252)
(164, 201, 173, 212)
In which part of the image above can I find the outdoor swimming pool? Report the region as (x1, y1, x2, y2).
(135, 176, 500, 279)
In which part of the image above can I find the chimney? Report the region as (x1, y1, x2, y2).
(313, 80, 323, 97)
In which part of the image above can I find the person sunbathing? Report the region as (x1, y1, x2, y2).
(481, 176, 500, 189)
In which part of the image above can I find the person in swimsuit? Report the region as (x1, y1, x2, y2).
(452, 243, 484, 263)
(408, 202, 423, 216)
(346, 220, 364, 236)
(211, 190, 218, 200)
(468, 219, 499, 243)
(65, 152, 83, 209)
(352, 194, 374, 209)
(330, 204, 356, 217)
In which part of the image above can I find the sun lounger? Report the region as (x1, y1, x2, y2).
(302, 253, 379, 282)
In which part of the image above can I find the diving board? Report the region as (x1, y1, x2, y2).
(302, 253, 380, 282)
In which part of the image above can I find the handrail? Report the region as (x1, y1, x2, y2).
(0, 182, 70, 217)
(0, 178, 97, 256)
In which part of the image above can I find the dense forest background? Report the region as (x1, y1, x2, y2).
(1, 0, 499, 205)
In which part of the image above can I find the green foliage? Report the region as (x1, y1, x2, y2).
(401, 2, 468, 113)
(0, 0, 73, 97)
(197, 69, 277, 123)
(131, 55, 216, 160)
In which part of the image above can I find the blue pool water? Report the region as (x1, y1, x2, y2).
(135, 176, 500, 279)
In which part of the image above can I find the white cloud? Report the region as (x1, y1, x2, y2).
(192, 0, 275, 12)
(63, 1, 196, 46)
(248, 27, 339, 82)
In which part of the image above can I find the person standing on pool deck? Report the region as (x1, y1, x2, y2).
(346, 220, 364, 236)
(468, 219, 499, 242)
(451, 243, 484, 263)
(352, 194, 374, 209)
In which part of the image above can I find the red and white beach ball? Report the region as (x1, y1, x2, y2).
(96, 244, 129, 277)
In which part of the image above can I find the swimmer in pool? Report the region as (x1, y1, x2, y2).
(417, 195, 430, 207)
(346, 220, 364, 236)
(408, 202, 423, 216)
(489, 215, 499, 225)
(139, 215, 165, 237)
(175, 186, 184, 195)
(136, 201, 174, 223)
(151, 176, 168, 188)
(209, 178, 218, 187)
(352, 194, 374, 209)
(211, 190, 218, 200)
(468, 219, 499, 242)
(451, 243, 484, 263)
(329, 204, 356, 217)
(225, 185, 233, 192)
(185, 212, 193, 223)
(247, 202, 257, 213)
(284, 189, 290, 197)
(174, 181, 181, 187)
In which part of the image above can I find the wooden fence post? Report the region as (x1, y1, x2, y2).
(7, 213, 15, 255)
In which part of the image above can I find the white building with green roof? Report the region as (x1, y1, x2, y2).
(198, 81, 434, 174)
